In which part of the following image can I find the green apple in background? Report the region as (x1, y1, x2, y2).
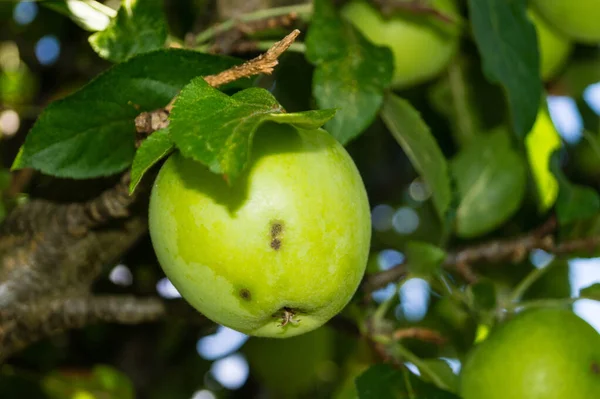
(528, 10, 572, 81)
(341, 0, 460, 89)
(148, 124, 371, 338)
(460, 308, 600, 399)
(532, 0, 600, 43)
(243, 326, 334, 397)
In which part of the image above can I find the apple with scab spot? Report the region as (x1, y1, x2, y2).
(148, 123, 371, 338)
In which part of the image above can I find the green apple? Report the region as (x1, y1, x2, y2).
(148, 124, 371, 338)
(532, 0, 600, 43)
(529, 10, 572, 80)
(243, 326, 334, 397)
(341, 0, 460, 89)
(460, 308, 600, 399)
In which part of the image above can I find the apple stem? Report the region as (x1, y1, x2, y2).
(277, 307, 299, 327)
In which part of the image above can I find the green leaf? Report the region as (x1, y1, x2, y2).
(381, 93, 452, 221)
(89, 0, 167, 63)
(525, 104, 561, 212)
(467, 0, 542, 138)
(355, 364, 459, 399)
(42, 0, 116, 31)
(405, 241, 446, 277)
(580, 283, 600, 300)
(12, 49, 240, 179)
(305, 0, 393, 144)
(467, 279, 497, 311)
(428, 57, 507, 149)
(169, 78, 336, 182)
(550, 151, 600, 225)
(417, 359, 460, 395)
(451, 129, 526, 238)
(130, 127, 173, 193)
(43, 364, 134, 399)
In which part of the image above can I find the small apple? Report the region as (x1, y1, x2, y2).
(148, 124, 371, 338)
(532, 0, 600, 43)
(340, 0, 460, 89)
(460, 308, 600, 399)
(528, 10, 572, 81)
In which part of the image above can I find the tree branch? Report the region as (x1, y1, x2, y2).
(0, 295, 164, 362)
(361, 217, 600, 295)
(0, 295, 212, 363)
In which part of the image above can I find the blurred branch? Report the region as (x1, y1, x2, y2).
(6, 169, 35, 199)
(196, 13, 301, 54)
(0, 296, 164, 363)
(134, 29, 302, 135)
(362, 216, 600, 294)
(193, 4, 311, 45)
(392, 327, 447, 345)
(0, 295, 212, 363)
(372, 0, 457, 24)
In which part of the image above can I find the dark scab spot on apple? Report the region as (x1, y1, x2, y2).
(591, 361, 600, 375)
(270, 221, 283, 237)
(239, 288, 251, 301)
(270, 221, 284, 250)
(271, 238, 282, 250)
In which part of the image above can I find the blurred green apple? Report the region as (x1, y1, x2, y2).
(243, 326, 334, 397)
(528, 10, 572, 80)
(460, 308, 600, 399)
(341, 0, 460, 89)
(148, 124, 371, 338)
(532, 0, 600, 43)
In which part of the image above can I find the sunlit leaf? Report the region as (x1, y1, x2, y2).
(42, 0, 116, 31)
(89, 0, 168, 62)
(525, 103, 562, 212)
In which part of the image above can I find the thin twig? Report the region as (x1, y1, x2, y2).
(135, 30, 301, 135)
(202, 29, 300, 89)
(392, 327, 447, 345)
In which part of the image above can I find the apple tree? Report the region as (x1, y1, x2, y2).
(1, 0, 600, 398)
